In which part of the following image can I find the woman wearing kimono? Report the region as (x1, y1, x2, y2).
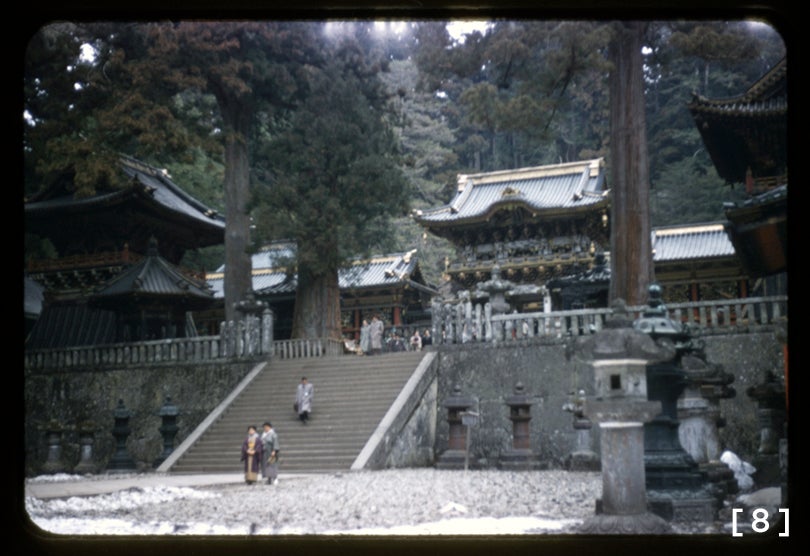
(261, 421, 279, 485)
(359, 319, 371, 355)
(240, 425, 263, 484)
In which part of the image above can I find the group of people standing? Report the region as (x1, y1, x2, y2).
(240, 421, 279, 485)
(358, 314, 432, 355)
(359, 314, 385, 355)
(240, 376, 315, 485)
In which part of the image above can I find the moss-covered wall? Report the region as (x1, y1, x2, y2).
(24, 361, 256, 476)
(433, 330, 786, 468)
(24, 328, 785, 476)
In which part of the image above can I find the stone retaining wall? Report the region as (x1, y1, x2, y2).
(24, 361, 256, 476)
(432, 329, 786, 468)
(24, 328, 785, 476)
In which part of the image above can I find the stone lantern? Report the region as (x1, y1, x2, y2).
(153, 396, 180, 468)
(107, 399, 136, 472)
(41, 420, 66, 474)
(475, 265, 513, 315)
(677, 354, 737, 498)
(746, 369, 786, 488)
(499, 382, 545, 470)
(436, 385, 476, 470)
(498, 382, 545, 471)
(73, 421, 98, 474)
(562, 389, 600, 471)
(574, 298, 673, 534)
(634, 284, 720, 522)
(234, 289, 269, 356)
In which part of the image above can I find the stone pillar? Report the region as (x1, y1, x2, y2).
(261, 308, 274, 355)
(431, 298, 442, 343)
(73, 421, 98, 474)
(436, 385, 475, 470)
(499, 382, 545, 470)
(42, 420, 66, 474)
(574, 299, 672, 534)
(153, 396, 180, 468)
(220, 320, 235, 358)
(107, 399, 136, 473)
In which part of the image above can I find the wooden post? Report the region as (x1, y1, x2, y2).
(608, 21, 653, 307)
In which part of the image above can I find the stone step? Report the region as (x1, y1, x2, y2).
(168, 351, 425, 474)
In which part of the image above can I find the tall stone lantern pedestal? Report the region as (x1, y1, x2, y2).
(107, 399, 136, 473)
(574, 299, 673, 535)
(498, 382, 546, 470)
(436, 385, 475, 470)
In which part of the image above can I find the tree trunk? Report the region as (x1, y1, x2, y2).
(221, 99, 254, 323)
(291, 264, 342, 340)
(608, 21, 654, 307)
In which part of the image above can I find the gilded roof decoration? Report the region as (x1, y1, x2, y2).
(414, 158, 609, 226)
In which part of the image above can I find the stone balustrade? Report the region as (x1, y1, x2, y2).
(432, 295, 787, 344)
(24, 310, 342, 371)
(24, 295, 786, 370)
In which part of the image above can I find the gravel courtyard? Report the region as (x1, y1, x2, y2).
(25, 468, 735, 537)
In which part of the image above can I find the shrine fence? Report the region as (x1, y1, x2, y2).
(25, 310, 342, 371)
(430, 295, 788, 344)
(24, 296, 786, 370)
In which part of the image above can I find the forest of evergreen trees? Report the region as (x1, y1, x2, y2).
(23, 18, 786, 334)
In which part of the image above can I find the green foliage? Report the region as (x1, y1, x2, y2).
(650, 157, 748, 227)
(413, 20, 614, 172)
(24, 19, 786, 288)
(251, 30, 411, 277)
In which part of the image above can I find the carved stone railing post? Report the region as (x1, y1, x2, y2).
(261, 308, 274, 355)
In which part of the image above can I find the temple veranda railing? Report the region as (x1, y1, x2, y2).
(430, 295, 788, 344)
(24, 310, 343, 371)
(24, 296, 786, 370)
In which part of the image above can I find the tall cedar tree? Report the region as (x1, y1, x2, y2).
(608, 21, 654, 306)
(253, 35, 410, 340)
(25, 22, 323, 321)
(148, 22, 327, 322)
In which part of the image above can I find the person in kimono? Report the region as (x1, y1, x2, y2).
(240, 425, 263, 484)
(369, 315, 384, 355)
(261, 421, 279, 485)
(410, 329, 422, 351)
(359, 319, 371, 355)
(296, 376, 314, 424)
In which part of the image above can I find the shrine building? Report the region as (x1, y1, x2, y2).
(25, 155, 224, 348)
(688, 57, 787, 295)
(413, 158, 611, 310)
(202, 242, 436, 340)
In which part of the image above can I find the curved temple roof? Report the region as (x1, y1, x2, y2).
(25, 155, 226, 260)
(651, 223, 736, 263)
(413, 158, 609, 226)
(206, 247, 430, 299)
(92, 238, 214, 308)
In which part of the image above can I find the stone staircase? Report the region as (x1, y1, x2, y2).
(168, 351, 428, 474)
